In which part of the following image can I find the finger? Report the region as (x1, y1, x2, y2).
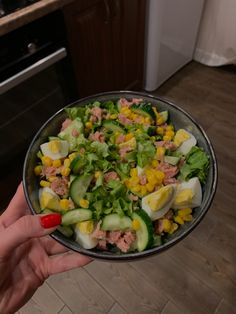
(41, 237, 70, 255)
(0, 214, 61, 258)
(1, 182, 30, 228)
(47, 252, 92, 275)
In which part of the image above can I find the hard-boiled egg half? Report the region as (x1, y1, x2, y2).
(74, 221, 98, 249)
(142, 185, 176, 220)
(40, 140, 69, 160)
(172, 177, 202, 209)
(174, 129, 197, 155)
(39, 187, 61, 210)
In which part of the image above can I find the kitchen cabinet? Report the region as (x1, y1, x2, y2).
(63, 0, 146, 97)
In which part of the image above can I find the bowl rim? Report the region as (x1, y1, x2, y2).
(23, 90, 218, 261)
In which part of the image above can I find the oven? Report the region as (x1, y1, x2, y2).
(0, 10, 77, 167)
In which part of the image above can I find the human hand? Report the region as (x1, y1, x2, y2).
(0, 183, 92, 314)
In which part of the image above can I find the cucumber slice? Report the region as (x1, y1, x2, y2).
(62, 209, 93, 225)
(69, 174, 93, 206)
(101, 214, 132, 231)
(131, 103, 156, 121)
(70, 155, 86, 175)
(164, 155, 180, 165)
(103, 120, 125, 133)
(132, 209, 154, 252)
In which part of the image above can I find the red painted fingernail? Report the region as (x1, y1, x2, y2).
(40, 213, 61, 229)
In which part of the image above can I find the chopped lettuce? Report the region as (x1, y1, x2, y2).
(65, 107, 86, 120)
(137, 141, 155, 168)
(91, 141, 109, 157)
(178, 146, 209, 183)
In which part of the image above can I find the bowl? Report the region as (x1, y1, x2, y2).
(23, 91, 217, 261)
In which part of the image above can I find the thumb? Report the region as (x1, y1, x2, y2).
(0, 214, 61, 257)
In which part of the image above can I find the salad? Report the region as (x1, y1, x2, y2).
(34, 97, 209, 253)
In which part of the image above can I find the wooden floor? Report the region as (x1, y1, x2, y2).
(17, 61, 236, 314)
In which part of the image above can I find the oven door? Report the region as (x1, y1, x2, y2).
(0, 46, 76, 167)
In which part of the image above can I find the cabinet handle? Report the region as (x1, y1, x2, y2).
(112, 0, 121, 18)
(103, 0, 111, 23)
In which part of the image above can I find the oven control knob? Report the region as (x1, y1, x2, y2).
(27, 42, 37, 54)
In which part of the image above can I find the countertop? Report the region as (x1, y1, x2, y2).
(0, 0, 74, 37)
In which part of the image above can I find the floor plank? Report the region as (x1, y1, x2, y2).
(86, 261, 168, 314)
(107, 302, 127, 314)
(47, 268, 114, 314)
(161, 300, 183, 314)
(214, 298, 236, 314)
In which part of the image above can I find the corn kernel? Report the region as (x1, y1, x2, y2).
(95, 171, 102, 179)
(41, 156, 52, 167)
(156, 147, 166, 158)
(69, 152, 77, 162)
(151, 159, 159, 167)
(178, 208, 192, 217)
(162, 219, 172, 233)
(157, 117, 164, 125)
(140, 185, 147, 196)
(85, 121, 92, 129)
(174, 216, 184, 225)
(132, 219, 141, 231)
(63, 158, 71, 168)
(153, 106, 159, 118)
(131, 113, 138, 120)
(156, 127, 164, 135)
(183, 214, 193, 222)
(48, 176, 57, 182)
(40, 180, 50, 187)
(125, 133, 133, 141)
(144, 117, 150, 124)
(168, 223, 179, 234)
(165, 130, 175, 138)
(154, 170, 165, 182)
(61, 167, 71, 177)
(146, 182, 155, 192)
(60, 199, 70, 210)
(166, 125, 174, 131)
(52, 159, 62, 168)
(34, 165, 42, 176)
(110, 114, 117, 119)
(130, 168, 138, 177)
(79, 198, 89, 208)
(131, 185, 141, 193)
(130, 176, 140, 186)
(163, 135, 172, 142)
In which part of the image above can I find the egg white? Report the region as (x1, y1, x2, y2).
(176, 131, 197, 155)
(172, 177, 202, 209)
(74, 228, 98, 249)
(142, 185, 176, 221)
(40, 140, 69, 160)
(39, 187, 61, 210)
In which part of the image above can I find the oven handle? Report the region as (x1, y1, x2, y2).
(0, 47, 67, 95)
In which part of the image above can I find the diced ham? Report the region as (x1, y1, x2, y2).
(107, 231, 122, 244)
(164, 209, 174, 220)
(61, 118, 72, 131)
(119, 98, 133, 108)
(116, 134, 126, 144)
(129, 194, 139, 201)
(155, 141, 176, 151)
(119, 145, 132, 159)
(97, 240, 107, 251)
(90, 107, 103, 122)
(163, 177, 179, 185)
(154, 219, 164, 235)
(42, 166, 62, 177)
(158, 162, 178, 179)
(132, 98, 143, 104)
(92, 221, 106, 240)
(139, 174, 147, 185)
(104, 171, 119, 183)
(89, 131, 105, 143)
(116, 231, 136, 253)
(72, 128, 79, 137)
(118, 113, 132, 125)
(155, 141, 165, 147)
(51, 177, 69, 196)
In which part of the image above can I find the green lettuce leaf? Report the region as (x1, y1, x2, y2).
(65, 107, 86, 120)
(91, 141, 109, 157)
(178, 146, 210, 183)
(137, 141, 155, 168)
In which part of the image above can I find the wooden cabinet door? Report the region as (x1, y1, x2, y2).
(111, 0, 146, 90)
(64, 1, 115, 97)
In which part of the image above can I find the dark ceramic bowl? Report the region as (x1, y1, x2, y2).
(23, 91, 217, 261)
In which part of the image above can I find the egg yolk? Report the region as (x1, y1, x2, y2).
(174, 129, 190, 147)
(145, 186, 173, 212)
(48, 140, 61, 153)
(174, 189, 194, 207)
